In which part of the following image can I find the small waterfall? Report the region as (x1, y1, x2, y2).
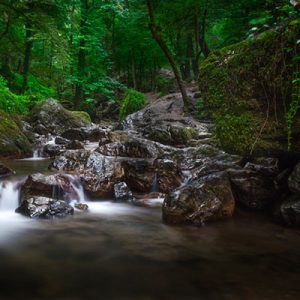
(0, 181, 20, 211)
(150, 174, 159, 193)
(71, 179, 86, 203)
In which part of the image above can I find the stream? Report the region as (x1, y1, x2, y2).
(0, 157, 300, 300)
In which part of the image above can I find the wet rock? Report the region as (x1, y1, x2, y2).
(279, 196, 300, 227)
(61, 128, 87, 141)
(29, 99, 91, 135)
(122, 95, 213, 146)
(114, 182, 133, 202)
(133, 197, 164, 208)
(288, 163, 300, 194)
(228, 168, 278, 210)
(75, 203, 89, 211)
(22, 173, 81, 202)
(43, 144, 63, 157)
(66, 140, 84, 150)
(97, 137, 160, 158)
(155, 159, 181, 193)
(0, 163, 14, 178)
(122, 159, 155, 192)
(163, 172, 235, 225)
(108, 131, 131, 143)
(55, 136, 70, 145)
(51, 151, 124, 197)
(33, 123, 48, 135)
(16, 196, 74, 218)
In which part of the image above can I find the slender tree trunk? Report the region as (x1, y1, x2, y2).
(132, 57, 137, 89)
(74, 0, 88, 108)
(193, 9, 200, 78)
(146, 0, 189, 112)
(22, 19, 34, 92)
(185, 34, 193, 81)
(198, 6, 210, 58)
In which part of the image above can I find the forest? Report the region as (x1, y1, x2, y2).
(0, 1, 300, 300)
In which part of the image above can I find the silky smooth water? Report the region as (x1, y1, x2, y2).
(0, 159, 300, 300)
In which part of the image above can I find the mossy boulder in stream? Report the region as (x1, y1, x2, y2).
(0, 109, 32, 158)
(28, 98, 91, 135)
(199, 26, 300, 155)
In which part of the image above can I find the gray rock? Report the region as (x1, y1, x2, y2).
(16, 196, 74, 218)
(288, 163, 300, 194)
(163, 172, 235, 225)
(279, 196, 300, 227)
(0, 163, 14, 178)
(114, 182, 133, 202)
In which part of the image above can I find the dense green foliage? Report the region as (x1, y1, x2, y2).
(0, 0, 299, 155)
(119, 89, 146, 120)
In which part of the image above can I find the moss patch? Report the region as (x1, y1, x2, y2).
(0, 110, 32, 158)
(69, 111, 91, 124)
(199, 27, 300, 154)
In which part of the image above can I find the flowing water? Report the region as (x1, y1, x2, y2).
(0, 159, 300, 300)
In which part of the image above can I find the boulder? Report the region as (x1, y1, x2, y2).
(122, 159, 156, 192)
(163, 172, 235, 225)
(288, 163, 300, 194)
(16, 196, 74, 218)
(0, 110, 32, 158)
(61, 128, 87, 141)
(55, 136, 70, 145)
(29, 98, 91, 135)
(51, 151, 124, 197)
(43, 144, 63, 157)
(114, 182, 133, 202)
(155, 159, 181, 193)
(228, 168, 278, 210)
(279, 196, 300, 227)
(122, 94, 213, 146)
(97, 137, 160, 158)
(0, 163, 14, 178)
(21, 173, 82, 202)
(66, 140, 84, 150)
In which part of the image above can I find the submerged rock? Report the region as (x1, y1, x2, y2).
(163, 172, 235, 225)
(16, 196, 74, 218)
(114, 182, 133, 202)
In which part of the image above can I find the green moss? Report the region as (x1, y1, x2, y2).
(170, 127, 198, 144)
(0, 110, 32, 157)
(199, 29, 298, 154)
(69, 111, 91, 124)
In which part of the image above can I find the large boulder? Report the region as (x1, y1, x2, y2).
(0, 110, 32, 158)
(122, 94, 213, 146)
(228, 158, 279, 210)
(50, 150, 124, 197)
(163, 172, 235, 225)
(97, 137, 160, 158)
(28, 98, 91, 135)
(16, 196, 74, 218)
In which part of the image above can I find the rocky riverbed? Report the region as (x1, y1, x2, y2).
(1, 95, 300, 227)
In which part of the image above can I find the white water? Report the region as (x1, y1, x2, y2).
(0, 181, 20, 211)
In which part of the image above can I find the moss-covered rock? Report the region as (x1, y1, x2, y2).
(28, 98, 91, 134)
(0, 110, 32, 158)
(199, 26, 300, 155)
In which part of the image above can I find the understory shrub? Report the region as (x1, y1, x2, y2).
(119, 89, 146, 120)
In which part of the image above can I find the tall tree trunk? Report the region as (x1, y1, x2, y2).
(74, 0, 88, 108)
(198, 6, 210, 58)
(146, 0, 189, 112)
(193, 8, 200, 78)
(132, 57, 137, 89)
(185, 34, 193, 81)
(22, 19, 34, 92)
